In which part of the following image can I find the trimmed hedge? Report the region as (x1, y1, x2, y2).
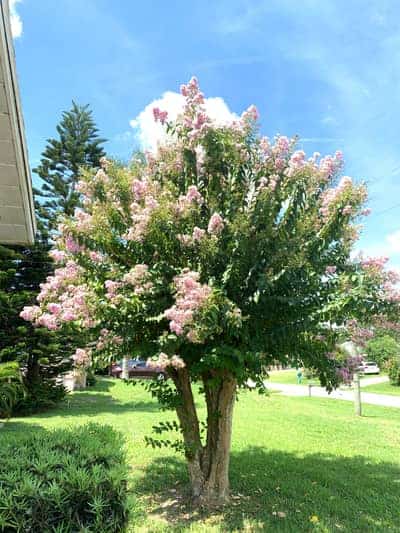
(0, 424, 129, 532)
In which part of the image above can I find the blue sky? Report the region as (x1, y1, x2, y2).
(10, 0, 400, 270)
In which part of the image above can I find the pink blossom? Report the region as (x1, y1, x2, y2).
(207, 213, 224, 235)
(75, 209, 93, 232)
(104, 280, 122, 301)
(99, 156, 110, 169)
(132, 179, 148, 200)
(47, 303, 62, 315)
(361, 208, 372, 216)
(325, 266, 337, 275)
(49, 249, 67, 263)
(177, 234, 192, 246)
(123, 264, 153, 295)
(89, 251, 103, 263)
(164, 270, 211, 342)
(65, 236, 83, 254)
(72, 348, 91, 368)
(342, 205, 353, 216)
(185, 185, 203, 204)
(153, 107, 168, 124)
(273, 136, 290, 158)
(20, 305, 41, 322)
(192, 227, 206, 242)
(37, 313, 59, 330)
(338, 176, 352, 189)
(241, 105, 259, 124)
(146, 352, 185, 371)
(60, 309, 77, 322)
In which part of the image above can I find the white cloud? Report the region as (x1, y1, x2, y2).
(9, 0, 23, 38)
(129, 90, 238, 151)
(387, 229, 400, 254)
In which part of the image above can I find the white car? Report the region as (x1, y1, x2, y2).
(359, 361, 380, 375)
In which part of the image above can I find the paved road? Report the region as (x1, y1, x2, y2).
(263, 376, 400, 409)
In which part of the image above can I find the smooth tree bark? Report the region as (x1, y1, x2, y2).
(172, 368, 237, 506)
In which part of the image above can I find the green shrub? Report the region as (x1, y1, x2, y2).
(0, 362, 25, 419)
(386, 356, 400, 386)
(86, 368, 97, 387)
(366, 335, 400, 366)
(15, 378, 66, 415)
(0, 424, 130, 532)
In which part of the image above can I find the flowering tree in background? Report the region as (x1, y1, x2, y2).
(22, 78, 399, 506)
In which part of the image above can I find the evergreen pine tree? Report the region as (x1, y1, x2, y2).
(34, 101, 106, 233)
(0, 102, 106, 411)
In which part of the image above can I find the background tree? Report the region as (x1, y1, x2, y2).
(34, 101, 106, 234)
(0, 244, 68, 410)
(22, 78, 400, 506)
(365, 334, 400, 366)
(0, 102, 106, 411)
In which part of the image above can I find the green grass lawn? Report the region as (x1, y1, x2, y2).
(362, 381, 400, 396)
(1, 377, 400, 532)
(266, 369, 318, 385)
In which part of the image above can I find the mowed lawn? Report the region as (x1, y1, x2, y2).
(266, 369, 318, 385)
(363, 381, 400, 396)
(1, 378, 400, 532)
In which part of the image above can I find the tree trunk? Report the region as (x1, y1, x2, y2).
(172, 368, 237, 507)
(199, 373, 236, 506)
(171, 367, 204, 498)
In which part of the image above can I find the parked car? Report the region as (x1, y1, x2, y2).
(110, 358, 166, 379)
(358, 361, 380, 375)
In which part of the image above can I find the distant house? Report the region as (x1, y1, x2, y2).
(0, 0, 35, 245)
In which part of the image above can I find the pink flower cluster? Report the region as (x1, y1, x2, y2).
(325, 265, 337, 275)
(177, 77, 213, 145)
(153, 107, 168, 124)
(164, 269, 211, 341)
(99, 156, 110, 170)
(272, 135, 290, 159)
(241, 104, 259, 125)
(65, 236, 84, 254)
(258, 174, 279, 193)
(49, 249, 67, 263)
(105, 279, 123, 303)
(75, 209, 93, 233)
(96, 328, 123, 351)
(319, 176, 354, 222)
(146, 352, 185, 371)
(207, 213, 224, 235)
(175, 185, 204, 216)
(132, 178, 149, 201)
(360, 256, 389, 272)
(72, 348, 91, 369)
(177, 226, 206, 247)
(318, 151, 343, 180)
(285, 150, 306, 177)
(346, 319, 374, 348)
(336, 355, 363, 385)
(123, 264, 153, 295)
(126, 184, 160, 242)
(20, 260, 96, 330)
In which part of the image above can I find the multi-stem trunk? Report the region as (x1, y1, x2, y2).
(172, 368, 237, 507)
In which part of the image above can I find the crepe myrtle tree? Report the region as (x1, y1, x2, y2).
(21, 78, 400, 506)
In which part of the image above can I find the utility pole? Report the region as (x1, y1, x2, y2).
(353, 372, 362, 416)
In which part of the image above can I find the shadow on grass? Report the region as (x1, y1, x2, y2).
(59, 393, 161, 416)
(134, 447, 400, 532)
(0, 421, 46, 437)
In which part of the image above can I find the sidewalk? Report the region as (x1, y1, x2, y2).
(264, 376, 400, 409)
